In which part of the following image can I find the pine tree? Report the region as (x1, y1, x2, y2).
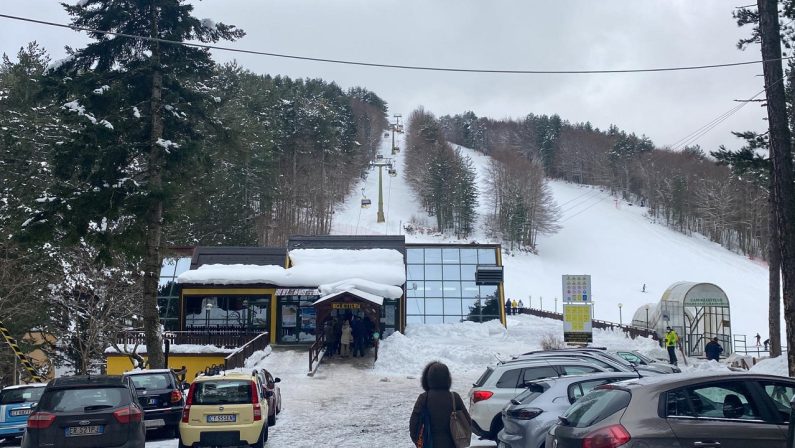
(29, 1, 244, 368)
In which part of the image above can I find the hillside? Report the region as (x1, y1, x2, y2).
(331, 133, 770, 338)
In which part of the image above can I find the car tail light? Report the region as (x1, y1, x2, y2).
(582, 424, 631, 448)
(170, 389, 183, 404)
(251, 381, 262, 421)
(182, 382, 197, 423)
(113, 406, 143, 424)
(27, 412, 56, 429)
(472, 390, 494, 403)
(506, 407, 542, 420)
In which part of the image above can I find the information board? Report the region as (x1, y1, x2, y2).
(563, 303, 593, 343)
(562, 274, 591, 303)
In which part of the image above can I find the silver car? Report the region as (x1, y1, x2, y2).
(547, 372, 795, 448)
(612, 350, 681, 374)
(468, 358, 610, 440)
(497, 372, 637, 448)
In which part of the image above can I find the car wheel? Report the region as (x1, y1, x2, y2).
(165, 424, 179, 439)
(268, 411, 276, 426)
(489, 415, 504, 440)
(250, 425, 267, 448)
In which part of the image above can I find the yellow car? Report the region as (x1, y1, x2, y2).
(178, 371, 269, 448)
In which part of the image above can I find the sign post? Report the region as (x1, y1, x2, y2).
(562, 275, 593, 344)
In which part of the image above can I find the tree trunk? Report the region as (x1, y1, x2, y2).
(142, 5, 165, 369)
(769, 180, 782, 357)
(758, 0, 795, 375)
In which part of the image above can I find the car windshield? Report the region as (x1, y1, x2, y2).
(129, 373, 173, 390)
(0, 386, 45, 405)
(38, 387, 129, 412)
(561, 387, 631, 428)
(192, 380, 252, 405)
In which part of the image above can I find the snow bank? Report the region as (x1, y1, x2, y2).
(374, 314, 662, 377)
(750, 356, 789, 376)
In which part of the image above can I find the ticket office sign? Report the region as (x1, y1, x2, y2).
(563, 304, 593, 343)
(562, 274, 591, 303)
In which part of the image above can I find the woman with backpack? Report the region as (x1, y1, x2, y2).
(409, 361, 471, 448)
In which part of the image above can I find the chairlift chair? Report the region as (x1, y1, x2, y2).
(388, 168, 398, 177)
(376, 154, 384, 160)
(361, 198, 371, 208)
(391, 146, 400, 155)
(384, 132, 390, 137)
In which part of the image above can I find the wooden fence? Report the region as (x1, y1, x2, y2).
(521, 308, 659, 341)
(116, 328, 264, 349)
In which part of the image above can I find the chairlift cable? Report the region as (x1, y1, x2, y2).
(1, 13, 794, 75)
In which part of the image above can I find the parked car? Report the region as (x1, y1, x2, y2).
(497, 372, 637, 448)
(517, 348, 673, 375)
(179, 370, 269, 448)
(254, 368, 282, 426)
(123, 369, 185, 437)
(612, 349, 681, 373)
(21, 375, 145, 448)
(547, 372, 795, 448)
(469, 358, 609, 440)
(0, 383, 46, 442)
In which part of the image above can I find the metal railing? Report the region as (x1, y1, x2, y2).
(309, 333, 326, 373)
(224, 332, 270, 370)
(733, 334, 787, 356)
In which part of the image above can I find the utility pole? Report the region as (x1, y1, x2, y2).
(758, 0, 795, 375)
(371, 158, 395, 223)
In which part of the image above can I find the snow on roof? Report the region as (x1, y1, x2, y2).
(315, 288, 384, 306)
(2, 383, 47, 390)
(177, 248, 406, 287)
(319, 278, 403, 299)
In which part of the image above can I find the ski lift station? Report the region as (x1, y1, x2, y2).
(631, 281, 732, 356)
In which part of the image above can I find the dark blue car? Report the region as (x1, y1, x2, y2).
(0, 383, 46, 442)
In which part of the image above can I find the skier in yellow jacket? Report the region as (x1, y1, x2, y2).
(665, 327, 679, 366)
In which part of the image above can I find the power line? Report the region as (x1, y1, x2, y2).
(1, 12, 793, 75)
(666, 78, 782, 150)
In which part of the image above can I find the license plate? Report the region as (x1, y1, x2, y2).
(66, 425, 103, 436)
(144, 418, 165, 428)
(148, 398, 158, 406)
(10, 409, 32, 416)
(207, 414, 236, 423)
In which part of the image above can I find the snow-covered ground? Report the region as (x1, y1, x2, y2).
(0, 314, 766, 448)
(137, 314, 728, 448)
(332, 131, 771, 339)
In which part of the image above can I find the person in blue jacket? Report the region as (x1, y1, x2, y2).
(704, 337, 723, 361)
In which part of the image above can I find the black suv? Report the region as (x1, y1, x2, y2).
(123, 369, 185, 437)
(21, 375, 145, 448)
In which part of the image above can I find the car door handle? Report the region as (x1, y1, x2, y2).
(693, 442, 720, 448)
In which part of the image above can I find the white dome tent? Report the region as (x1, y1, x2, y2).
(633, 282, 732, 357)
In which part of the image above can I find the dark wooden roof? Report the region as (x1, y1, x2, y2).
(287, 235, 406, 255)
(190, 246, 287, 270)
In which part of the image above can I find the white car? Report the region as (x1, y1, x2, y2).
(468, 358, 608, 440)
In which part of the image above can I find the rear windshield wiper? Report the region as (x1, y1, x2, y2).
(84, 405, 114, 411)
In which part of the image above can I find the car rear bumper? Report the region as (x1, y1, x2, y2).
(179, 421, 264, 446)
(0, 423, 27, 437)
(143, 406, 183, 429)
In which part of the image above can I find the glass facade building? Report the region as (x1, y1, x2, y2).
(405, 244, 503, 324)
(157, 241, 504, 343)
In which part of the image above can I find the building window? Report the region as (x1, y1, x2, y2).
(406, 245, 501, 325)
(158, 257, 191, 331)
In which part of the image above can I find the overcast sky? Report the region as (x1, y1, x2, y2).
(0, 1, 771, 152)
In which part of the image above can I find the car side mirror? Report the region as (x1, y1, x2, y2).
(274, 377, 281, 383)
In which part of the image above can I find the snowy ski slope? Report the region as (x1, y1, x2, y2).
(331, 132, 771, 339)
